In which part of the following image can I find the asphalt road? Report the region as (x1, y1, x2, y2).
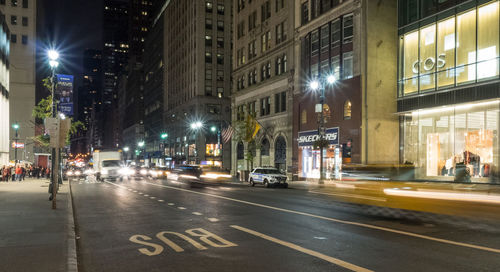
(71, 177, 500, 272)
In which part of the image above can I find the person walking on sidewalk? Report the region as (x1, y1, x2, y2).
(1, 166, 6, 181)
(21, 166, 26, 181)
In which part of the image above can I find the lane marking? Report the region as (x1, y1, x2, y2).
(192, 212, 203, 216)
(178, 207, 186, 210)
(138, 192, 143, 195)
(150, 197, 156, 199)
(207, 218, 219, 222)
(309, 190, 387, 202)
(231, 225, 372, 272)
(168, 203, 175, 206)
(133, 190, 137, 192)
(158, 200, 165, 202)
(130, 180, 500, 254)
(144, 194, 150, 197)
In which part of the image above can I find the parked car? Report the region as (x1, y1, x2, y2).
(249, 167, 288, 188)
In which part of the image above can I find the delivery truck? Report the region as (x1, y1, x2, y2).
(93, 150, 123, 181)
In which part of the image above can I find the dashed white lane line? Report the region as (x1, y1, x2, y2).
(138, 192, 143, 195)
(231, 225, 372, 272)
(168, 203, 175, 206)
(144, 194, 149, 197)
(158, 200, 164, 202)
(135, 180, 500, 254)
(133, 190, 137, 192)
(150, 196, 156, 199)
(178, 207, 186, 210)
(192, 212, 202, 216)
(207, 218, 219, 222)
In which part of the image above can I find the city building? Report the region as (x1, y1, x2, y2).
(231, 0, 295, 176)
(143, 10, 164, 165)
(398, 0, 500, 182)
(102, 0, 129, 148)
(293, 0, 398, 179)
(0, 0, 36, 163)
(160, 0, 233, 168)
(0, 12, 9, 166)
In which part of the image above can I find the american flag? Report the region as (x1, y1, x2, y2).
(221, 125, 234, 143)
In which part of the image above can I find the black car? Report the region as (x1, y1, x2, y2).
(168, 165, 202, 182)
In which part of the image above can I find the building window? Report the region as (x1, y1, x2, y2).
(11, 15, 17, 25)
(343, 14, 353, 43)
(311, 0, 320, 19)
(248, 100, 257, 117)
(11, 0, 17, 7)
(217, 70, 224, 81)
(217, 87, 223, 98)
(237, 142, 244, 160)
(21, 35, 27, 44)
(331, 55, 340, 80)
(206, 1, 213, 12)
(248, 11, 257, 31)
(301, 110, 307, 124)
(217, 20, 224, 31)
(217, 54, 224, 65)
(275, 0, 284, 12)
(217, 37, 224, 48)
(343, 52, 353, 79)
(276, 57, 282, 75)
(266, 61, 271, 78)
(282, 55, 287, 73)
(205, 35, 212, 47)
(301, 1, 309, 25)
(217, 3, 224, 15)
(330, 19, 341, 48)
(238, 0, 245, 12)
(237, 105, 245, 121)
(205, 85, 213, 96)
(22, 16, 27, 26)
(248, 40, 256, 59)
(261, 1, 271, 22)
(205, 18, 212, 30)
(237, 48, 245, 66)
(275, 91, 286, 113)
(344, 100, 352, 120)
(22, 0, 27, 8)
(11, 34, 16, 43)
(0, 0, 5, 5)
(261, 138, 270, 156)
(237, 21, 245, 39)
(276, 21, 287, 44)
(260, 97, 271, 116)
(261, 31, 271, 53)
(248, 68, 257, 86)
(205, 52, 212, 63)
(275, 54, 287, 75)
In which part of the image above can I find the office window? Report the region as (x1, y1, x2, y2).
(311, 0, 320, 19)
(237, 105, 245, 121)
(217, 87, 223, 98)
(301, 1, 309, 25)
(217, 70, 224, 81)
(237, 48, 245, 66)
(217, 54, 224, 65)
(260, 96, 271, 116)
(237, 21, 245, 38)
(261, 31, 271, 52)
(217, 37, 224, 48)
(282, 55, 287, 73)
(217, 3, 224, 15)
(205, 18, 212, 30)
(206, 1, 213, 12)
(331, 19, 340, 48)
(343, 14, 353, 43)
(275, 91, 286, 113)
(344, 100, 352, 120)
(477, 1, 499, 80)
(0, 0, 5, 5)
(21, 35, 27, 44)
(261, 65, 266, 81)
(11, 34, 16, 43)
(205, 52, 212, 63)
(261, 1, 271, 22)
(266, 61, 271, 78)
(248, 40, 256, 59)
(205, 85, 213, 96)
(248, 69, 257, 86)
(248, 101, 256, 117)
(11, 0, 17, 7)
(238, 0, 245, 12)
(343, 52, 353, 79)
(276, 21, 286, 44)
(22, 16, 27, 26)
(205, 35, 212, 47)
(22, 0, 27, 8)
(248, 11, 257, 31)
(217, 20, 224, 31)
(275, 0, 284, 12)
(331, 55, 340, 80)
(320, 24, 329, 55)
(11, 15, 17, 25)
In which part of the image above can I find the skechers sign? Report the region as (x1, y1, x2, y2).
(298, 128, 339, 147)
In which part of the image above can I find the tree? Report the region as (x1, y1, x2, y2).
(31, 77, 85, 147)
(232, 118, 261, 171)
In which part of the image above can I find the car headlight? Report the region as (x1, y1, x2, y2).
(140, 169, 148, 175)
(102, 169, 109, 175)
(119, 168, 127, 175)
(128, 169, 136, 175)
(67, 171, 74, 176)
(84, 169, 93, 175)
(75, 171, 81, 175)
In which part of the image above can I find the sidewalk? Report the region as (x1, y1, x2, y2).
(0, 178, 77, 272)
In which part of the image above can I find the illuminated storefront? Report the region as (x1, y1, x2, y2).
(298, 128, 341, 179)
(398, 1, 500, 96)
(398, 1, 500, 183)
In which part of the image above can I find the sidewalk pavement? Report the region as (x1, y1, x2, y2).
(0, 178, 77, 272)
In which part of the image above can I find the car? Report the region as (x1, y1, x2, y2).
(249, 167, 288, 188)
(200, 167, 233, 182)
(65, 167, 85, 181)
(168, 165, 202, 182)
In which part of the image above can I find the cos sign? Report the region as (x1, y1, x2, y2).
(412, 54, 446, 74)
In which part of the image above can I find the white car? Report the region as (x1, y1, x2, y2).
(249, 167, 288, 188)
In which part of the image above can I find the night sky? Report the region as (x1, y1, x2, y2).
(39, 0, 103, 90)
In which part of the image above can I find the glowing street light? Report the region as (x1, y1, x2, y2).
(160, 133, 168, 139)
(190, 121, 203, 129)
(210, 126, 216, 132)
(309, 80, 320, 91)
(138, 141, 145, 147)
(123, 146, 130, 152)
(48, 50, 59, 61)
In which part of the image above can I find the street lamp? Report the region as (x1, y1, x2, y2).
(48, 49, 60, 207)
(123, 146, 129, 161)
(138, 141, 145, 147)
(309, 74, 337, 184)
(12, 123, 19, 165)
(187, 121, 203, 164)
(160, 133, 168, 166)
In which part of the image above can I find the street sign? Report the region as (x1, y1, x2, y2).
(11, 142, 25, 148)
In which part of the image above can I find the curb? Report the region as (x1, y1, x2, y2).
(66, 180, 78, 272)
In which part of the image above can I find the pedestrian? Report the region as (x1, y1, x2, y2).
(15, 165, 22, 181)
(4, 166, 10, 182)
(11, 167, 15, 181)
(21, 166, 26, 181)
(46, 167, 50, 179)
(1, 166, 5, 181)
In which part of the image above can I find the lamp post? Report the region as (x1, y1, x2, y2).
(160, 133, 168, 166)
(309, 74, 336, 184)
(12, 123, 19, 165)
(48, 50, 59, 207)
(137, 141, 145, 164)
(188, 122, 203, 165)
(123, 146, 129, 161)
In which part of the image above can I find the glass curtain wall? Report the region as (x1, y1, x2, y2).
(402, 100, 499, 182)
(398, 1, 500, 96)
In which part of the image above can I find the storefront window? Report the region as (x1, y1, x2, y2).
(456, 9, 476, 84)
(402, 31, 419, 95)
(437, 17, 455, 88)
(477, 1, 499, 80)
(403, 100, 499, 183)
(205, 144, 221, 156)
(419, 24, 436, 91)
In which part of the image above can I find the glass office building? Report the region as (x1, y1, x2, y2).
(398, 0, 500, 182)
